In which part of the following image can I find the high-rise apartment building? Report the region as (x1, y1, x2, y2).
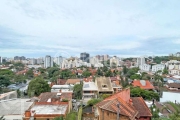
(44, 55, 53, 68)
(80, 52, 90, 63)
(54, 56, 63, 68)
(14, 56, 26, 60)
(0, 56, 1, 64)
(136, 57, 145, 66)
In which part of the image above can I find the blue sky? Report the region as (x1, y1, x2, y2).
(0, 0, 180, 58)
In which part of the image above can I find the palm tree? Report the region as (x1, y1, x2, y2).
(0, 115, 5, 120)
(154, 70, 163, 97)
(161, 102, 180, 120)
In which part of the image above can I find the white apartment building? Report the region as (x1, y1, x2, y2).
(110, 56, 119, 67)
(37, 57, 43, 64)
(90, 57, 100, 65)
(139, 64, 151, 72)
(136, 57, 145, 67)
(169, 69, 180, 75)
(29, 58, 37, 65)
(152, 64, 165, 73)
(44, 55, 53, 68)
(54, 56, 63, 68)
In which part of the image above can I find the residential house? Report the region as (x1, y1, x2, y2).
(132, 80, 155, 90)
(152, 64, 165, 73)
(66, 79, 81, 85)
(169, 69, 180, 75)
(0, 99, 34, 120)
(140, 64, 151, 72)
(95, 77, 114, 96)
(38, 92, 73, 113)
(94, 88, 152, 120)
(111, 80, 122, 93)
(166, 83, 180, 91)
(57, 79, 67, 85)
(23, 102, 69, 120)
(51, 85, 74, 93)
(82, 82, 98, 101)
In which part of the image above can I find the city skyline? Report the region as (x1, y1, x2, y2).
(0, 0, 180, 57)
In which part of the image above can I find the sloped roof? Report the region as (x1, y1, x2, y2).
(95, 88, 152, 119)
(167, 83, 180, 88)
(38, 92, 72, 102)
(66, 79, 81, 84)
(131, 97, 152, 118)
(132, 80, 154, 90)
(96, 89, 138, 119)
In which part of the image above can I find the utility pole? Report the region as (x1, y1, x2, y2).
(117, 103, 120, 120)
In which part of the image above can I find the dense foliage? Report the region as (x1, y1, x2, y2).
(65, 112, 77, 120)
(78, 107, 82, 120)
(87, 99, 102, 106)
(130, 87, 159, 101)
(28, 77, 50, 97)
(73, 84, 83, 99)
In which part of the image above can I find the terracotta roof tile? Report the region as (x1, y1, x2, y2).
(132, 80, 154, 90)
(131, 97, 152, 118)
(66, 79, 81, 84)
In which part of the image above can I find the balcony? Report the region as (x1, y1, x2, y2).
(83, 93, 95, 96)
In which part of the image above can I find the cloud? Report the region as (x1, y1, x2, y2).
(0, 0, 180, 57)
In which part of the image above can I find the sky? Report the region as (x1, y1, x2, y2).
(0, 0, 180, 58)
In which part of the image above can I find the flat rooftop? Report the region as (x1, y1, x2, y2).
(83, 82, 98, 91)
(31, 104, 68, 115)
(0, 99, 33, 115)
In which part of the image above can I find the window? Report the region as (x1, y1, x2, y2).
(102, 84, 107, 88)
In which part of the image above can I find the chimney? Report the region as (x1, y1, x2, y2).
(59, 89, 62, 93)
(129, 99, 133, 105)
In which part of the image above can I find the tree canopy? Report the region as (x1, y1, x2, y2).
(130, 87, 159, 101)
(73, 84, 83, 99)
(28, 77, 50, 97)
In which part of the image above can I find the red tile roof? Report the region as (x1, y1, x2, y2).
(132, 80, 155, 90)
(57, 79, 67, 85)
(96, 89, 138, 119)
(38, 92, 72, 102)
(131, 97, 152, 118)
(96, 88, 152, 119)
(66, 79, 81, 84)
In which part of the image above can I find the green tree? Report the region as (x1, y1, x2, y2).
(130, 74, 141, 80)
(105, 70, 113, 77)
(168, 102, 180, 120)
(47, 67, 60, 78)
(26, 69, 34, 78)
(60, 69, 72, 79)
(162, 68, 169, 75)
(14, 75, 26, 84)
(28, 77, 50, 97)
(130, 87, 159, 101)
(73, 84, 83, 99)
(0, 75, 11, 87)
(154, 71, 163, 97)
(53, 116, 64, 120)
(65, 112, 77, 120)
(96, 68, 103, 76)
(123, 66, 128, 75)
(87, 99, 102, 106)
(82, 70, 91, 78)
